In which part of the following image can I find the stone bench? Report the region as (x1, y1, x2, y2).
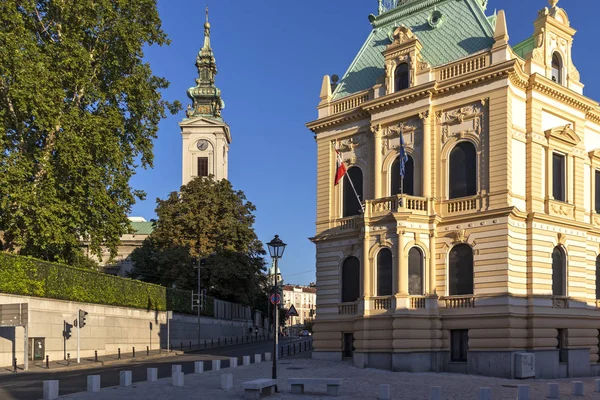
(288, 378, 342, 396)
(242, 378, 277, 399)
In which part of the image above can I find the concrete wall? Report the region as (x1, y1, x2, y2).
(0, 293, 254, 368)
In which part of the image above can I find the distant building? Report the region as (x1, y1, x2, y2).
(282, 284, 317, 329)
(83, 216, 153, 276)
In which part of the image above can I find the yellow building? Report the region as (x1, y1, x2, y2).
(307, 0, 600, 378)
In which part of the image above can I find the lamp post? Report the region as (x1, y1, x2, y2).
(267, 234, 286, 382)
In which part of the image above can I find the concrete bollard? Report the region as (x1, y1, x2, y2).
(194, 361, 204, 373)
(43, 380, 59, 400)
(430, 386, 441, 400)
(572, 381, 584, 396)
(517, 385, 529, 400)
(212, 359, 221, 371)
(596, 379, 600, 392)
(378, 384, 391, 400)
(87, 375, 101, 393)
(479, 387, 491, 400)
(254, 354, 262, 364)
(119, 371, 132, 387)
(229, 357, 238, 368)
(147, 368, 158, 382)
(221, 373, 233, 391)
(172, 365, 182, 374)
(264, 352, 272, 361)
(172, 371, 184, 387)
(243, 356, 250, 366)
(547, 383, 559, 399)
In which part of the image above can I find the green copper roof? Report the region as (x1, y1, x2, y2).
(130, 221, 154, 235)
(332, 0, 495, 100)
(513, 36, 535, 59)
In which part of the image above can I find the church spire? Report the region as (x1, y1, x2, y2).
(186, 7, 225, 120)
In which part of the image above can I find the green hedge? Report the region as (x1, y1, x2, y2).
(0, 253, 213, 316)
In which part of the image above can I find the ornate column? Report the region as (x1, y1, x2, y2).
(420, 110, 432, 198)
(362, 228, 372, 299)
(428, 230, 436, 295)
(373, 125, 383, 199)
(396, 228, 407, 295)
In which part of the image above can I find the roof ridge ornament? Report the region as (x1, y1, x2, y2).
(549, 0, 558, 8)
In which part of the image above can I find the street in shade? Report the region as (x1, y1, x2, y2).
(0, 337, 311, 400)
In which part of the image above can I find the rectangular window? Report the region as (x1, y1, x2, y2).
(557, 328, 567, 363)
(552, 153, 566, 201)
(595, 171, 600, 213)
(197, 157, 208, 177)
(451, 330, 469, 362)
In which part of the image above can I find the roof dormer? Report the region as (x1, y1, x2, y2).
(382, 25, 426, 95)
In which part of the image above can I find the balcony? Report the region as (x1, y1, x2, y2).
(409, 296, 427, 309)
(336, 216, 362, 232)
(443, 295, 475, 309)
(367, 194, 430, 217)
(372, 296, 393, 311)
(338, 302, 358, 315)
(440, 194, 484, 217)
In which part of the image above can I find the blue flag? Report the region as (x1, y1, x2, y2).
(399, 133, 409, 178)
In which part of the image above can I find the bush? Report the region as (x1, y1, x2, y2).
(0, 253, 212, 316)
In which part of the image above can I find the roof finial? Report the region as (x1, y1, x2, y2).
(549, 0, 558, 8)
(204, 6, 210, 31)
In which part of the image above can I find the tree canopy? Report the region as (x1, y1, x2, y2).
(129, 177, 268, 307)
(0, 0, 180, 264)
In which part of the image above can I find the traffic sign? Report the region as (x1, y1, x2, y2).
(269, 293, 281, 305)
(287, 304, 299, 317)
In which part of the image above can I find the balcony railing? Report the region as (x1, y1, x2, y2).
(368, 194, 429, 217)
(330, 91, 370, 114)
(437, 54, 489, 81)
(443, 296, 475, 309)
(440, 194, 481, 216)
(339, 302, 358, 315)
(372, 296, 393, 310)
(336, 216, 362, 231)
(409, 296, 426, 309)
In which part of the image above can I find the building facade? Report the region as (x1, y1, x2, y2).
(307, 0, 600, 379)
(180, 9, 231, 185)
(282, 284, 317, 329)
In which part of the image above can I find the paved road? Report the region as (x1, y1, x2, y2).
(0, 337, 312, 400)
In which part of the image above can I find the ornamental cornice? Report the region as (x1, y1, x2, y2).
(587, 109, 600, 125)
(528, 74, 597, 113)
(306, 110, 369, 133)
(362, 82, 435, 112)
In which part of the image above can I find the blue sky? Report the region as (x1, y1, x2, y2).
(132, 0, 600, 286)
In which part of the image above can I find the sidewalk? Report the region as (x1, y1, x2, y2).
(58, 358, 600, 400)
(0, 335, 273, 376)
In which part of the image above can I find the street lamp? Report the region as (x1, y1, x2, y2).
(267, 234, 286, 382)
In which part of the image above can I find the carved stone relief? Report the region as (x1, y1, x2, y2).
(439, 101, 486, 144)
(337, 133, 367, 165)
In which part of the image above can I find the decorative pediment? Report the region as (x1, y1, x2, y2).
(544, 124, 580, 147)
(390, 25, 415, 46)
(589, 148, 600, 162)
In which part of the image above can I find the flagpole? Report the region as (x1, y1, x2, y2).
(332, 142, 365, 214)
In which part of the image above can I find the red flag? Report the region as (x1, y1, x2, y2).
(334, 145, 347, 186)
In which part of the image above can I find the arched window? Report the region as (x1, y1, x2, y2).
(449, 141, 477, 199)
(391, 155, 414, 196)
(448, 244, 474, 296)
(596, 255, 600, 300)
(377, 248, 393, 296)
(408, 247, 424, 295)
(552, 247, 566, 296)
(343, 167, 363, 217)
(551, 53, 562, 84)
(395, 63, 410, 92)
(341, 257, 360, 302)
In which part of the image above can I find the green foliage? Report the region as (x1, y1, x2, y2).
(0, 253, 204, 315)
(129, 177, 267, 307)
(0, 0, 181, 264)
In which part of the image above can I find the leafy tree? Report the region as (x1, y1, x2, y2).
(129, 177, 267, 307)
(0, 0, 181, 264)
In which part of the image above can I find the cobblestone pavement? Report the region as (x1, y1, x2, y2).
(59, 358, 600, 399)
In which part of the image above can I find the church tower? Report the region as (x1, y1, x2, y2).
(180, 8, 231, 185)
